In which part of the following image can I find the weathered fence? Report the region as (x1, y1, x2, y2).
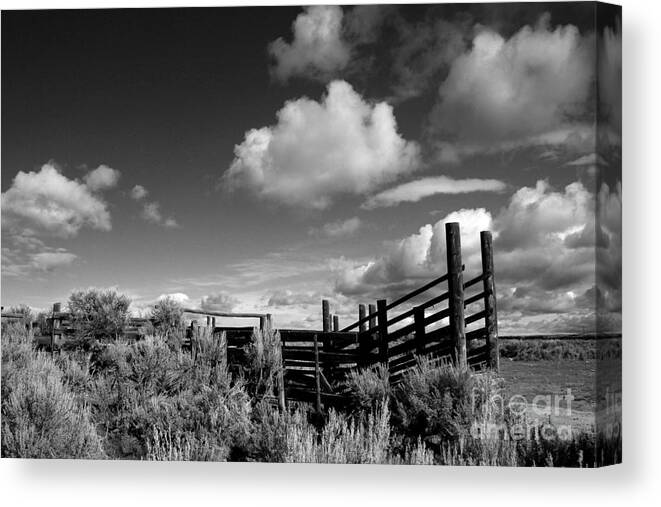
(278, 223, 499, 408)
(8, 222, 498, 412)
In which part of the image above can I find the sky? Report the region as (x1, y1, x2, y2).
(1, 3, 621, 334)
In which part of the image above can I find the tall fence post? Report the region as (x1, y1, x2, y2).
(51, 302, 61, 354)
(446, 222, 467, 369)
(414, 305, 426, 355)
(358, 304, 366, 333)
(266, 313, 272, 331)
(369, 304, 377, 330)
(481, 231, 499, 371)
(332, 315, 339, 332)
(358, 303, 369, 366)
(313, 334, 322, 414)
(322, 300, 330, 332)
(377, 299, 388, 366)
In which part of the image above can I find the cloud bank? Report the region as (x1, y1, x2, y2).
(430, 15, 594, 160)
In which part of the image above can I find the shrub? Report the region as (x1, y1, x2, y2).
(391, 358, 494, 447)
(7, 304, 34, 328)
(151, 297, 185, 341)
(68, 289, 131, 343)
(345, 364, 391, 413)
(1, 324, 104, 459)
(244, 327, 283, 400)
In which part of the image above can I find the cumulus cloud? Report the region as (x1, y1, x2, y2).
(335, 208, 491, 296)
(1, 163, 112, 238)
(223, 80, 420, 209)
(130, 184, 149, 200)
(310, 217, 363, 238)
(334, 179, 622, 333)
(84, 164, 121, 191)
(200, 292, 239, 313)
(131, 184, 179, 228)
(430, 15, 594, 159)
(269, 6, 351, 82)
(363, 176, 507, 209)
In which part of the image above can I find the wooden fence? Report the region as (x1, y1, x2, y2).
(278, 223, 499, 409)
(5, 222, 498, 412)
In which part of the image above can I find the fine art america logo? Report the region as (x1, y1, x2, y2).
(470, 385, 623, 442)
(470, 388, 576, 441)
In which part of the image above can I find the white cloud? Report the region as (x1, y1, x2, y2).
(363, 176, 507, 209)
(1, 163, 112, 237)
(223, 80, 420, 209)
(269, 6, 351, 82)
(84, 164, 121, 191)
(130, 184, 149, 200)
(200, 292, 239, 313)
(430, 15, 594, 159)
(134, 185, 179, 228)
(158, 293, 191, 305)
(141, 202, 163, 223)
(310, 217, 363, 238)
(335, 208, 491, 296)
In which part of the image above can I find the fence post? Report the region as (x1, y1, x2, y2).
(259, 315, 266, 331)
(313, 334, 322, 414)
(266, 313, 272, 331)
(414, 306, 426, 355)
(190, 320, 198, 360)
(322, 300, 330, 332)
(445, 222, 467, 369)
(332, 315, 339, 332)
(481, 231, 499, 371)
(358, 304, 366, 333)
(358, 304, 369, 366)
(51, 302, 61, 354)
(377, 299, 388, 366)
(369, 304, 377, 330)
(206, 316, 211, 327)
(211, 317, 216, 329)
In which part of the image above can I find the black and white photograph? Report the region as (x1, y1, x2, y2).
(1, 2, 621, 467)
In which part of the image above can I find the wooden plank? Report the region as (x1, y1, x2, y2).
(183, 308, 264, 319)
(463, 273, 484, 290)
(464, 291, 487, 308)
(465, 310, 487, 326)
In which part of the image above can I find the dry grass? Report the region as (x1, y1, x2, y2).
(1, 320, 621, 465)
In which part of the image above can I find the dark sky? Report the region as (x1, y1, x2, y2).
(1, 4, 621, 334)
